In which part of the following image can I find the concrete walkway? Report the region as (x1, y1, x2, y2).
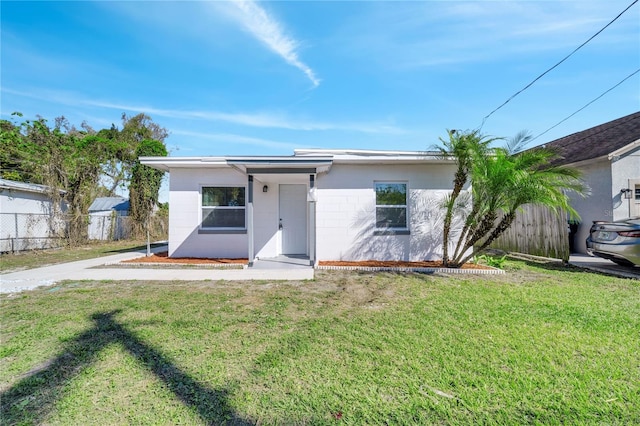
(4, 249, 636, 295)
(1, 247, 314, 294)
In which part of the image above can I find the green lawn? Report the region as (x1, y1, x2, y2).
(1, 260, 638, 425)
(0, 240, 162, 272)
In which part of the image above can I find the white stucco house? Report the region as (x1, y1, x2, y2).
(0, 178, 67, 252)
(141, 149, 458, 265)
(542, 111, 640, 253)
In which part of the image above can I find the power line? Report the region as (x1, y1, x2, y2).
(479, 0, 639, 129)
(530, 68, 640, 143)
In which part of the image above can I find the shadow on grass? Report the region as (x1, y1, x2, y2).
(516, 259, 578, 272)
(512, 257, 621, 276)
(0, 310, 251, 425)
(105, 242, 167, 254)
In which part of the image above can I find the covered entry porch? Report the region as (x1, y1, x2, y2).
(229, 158, 332, 267)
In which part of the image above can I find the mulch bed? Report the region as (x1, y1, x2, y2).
(123, 252, 491, 270)
(122, 251, 248, 265)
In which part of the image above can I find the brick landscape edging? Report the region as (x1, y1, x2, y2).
(315, 265, 505, 274)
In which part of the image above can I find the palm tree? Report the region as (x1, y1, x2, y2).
(435, 130, 497, 267)
(441, 130, 584, 268)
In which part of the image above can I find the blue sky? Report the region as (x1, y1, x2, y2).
(2, 0, 639, 159)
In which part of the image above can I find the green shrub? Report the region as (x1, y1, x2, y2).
(474, 254, 507, 269)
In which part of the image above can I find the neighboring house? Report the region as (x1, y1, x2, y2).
(543, 111, 640, 253)
(141, 150, 460, 264)
(0, 178, 67, 252)
(87, 197, 130, 240)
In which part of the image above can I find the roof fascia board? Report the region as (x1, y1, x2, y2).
(140, 157, 227, 172)
(140, 156, 334, 172)
(562, 155, 609, 168)
(294, 148, 442, 157)
(139, 152, 454, 172)
(332, 157, 454, 164)
(227, 155, 332, 161)
(226, 158, 332, 165)
(246, 167, 317, 174)
(608, 138, 640, 160)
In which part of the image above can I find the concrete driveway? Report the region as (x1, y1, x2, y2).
(569, 254, 640, 280)
(0, 246, 314, 294)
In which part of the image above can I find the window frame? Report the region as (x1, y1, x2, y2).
(374, 181, 409, 233)
(200, 185, 247, 232)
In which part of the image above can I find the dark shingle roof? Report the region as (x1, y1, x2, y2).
(542, 111, 640, 165)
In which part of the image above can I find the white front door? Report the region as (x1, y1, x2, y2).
(279, 184, 307, 255)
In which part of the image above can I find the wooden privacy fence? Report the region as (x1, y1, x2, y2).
(489, 204, 570, 262)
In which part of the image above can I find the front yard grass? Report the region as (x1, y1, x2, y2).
(0, 240, 163, 272)
(1, 260, 638, 424)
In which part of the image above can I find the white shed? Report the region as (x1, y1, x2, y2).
(0, 178, 67, 252)
(87, 197, 130, 240)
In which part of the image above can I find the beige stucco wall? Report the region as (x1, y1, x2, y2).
(611, 146, 640, 220)
(568, 146, 640, 253)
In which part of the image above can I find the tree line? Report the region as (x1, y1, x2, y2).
(0, 112, 585, 266)
(0, 112, 167, 245)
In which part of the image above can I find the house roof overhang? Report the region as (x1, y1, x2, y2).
(226, 157, 333, 174)
(608, 138, 640, 160)
(140, 156, 334, 174)
(539, 112, 640, 166)
(550, 137, 640, 168)
(295, 149, 454, 165)
(139, 149, 456, 174)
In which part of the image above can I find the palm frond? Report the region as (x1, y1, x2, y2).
(505, 130, 533, 155)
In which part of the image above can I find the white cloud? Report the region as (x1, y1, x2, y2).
(1, 87, 403, 134)
(80, 98, 399, 133)
(337, 1, 638, 69)
(226, 0, 320, 87)
(171, 129, 305, 151)
(97, 1, 320, 86)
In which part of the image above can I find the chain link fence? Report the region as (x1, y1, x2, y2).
(0, 212, 64, 252)
(87, 213, 132, 241)
(1, 212, 168, 253)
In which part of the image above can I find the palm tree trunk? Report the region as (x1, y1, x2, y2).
(450, 211, 497, 266)
(457, 211, 516, 266)
(451, 198, 483, 261)
(442, 170, 467, 266)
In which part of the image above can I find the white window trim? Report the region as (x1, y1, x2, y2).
(200, 185, 247, 231)
(374, 181, 409, 231)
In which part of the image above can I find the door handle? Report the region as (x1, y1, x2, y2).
(279, 218, 283, 230)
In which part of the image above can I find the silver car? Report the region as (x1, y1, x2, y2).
(586, 217, 640, 266)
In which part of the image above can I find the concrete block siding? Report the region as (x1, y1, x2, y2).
(169, 167, 249, 258)
(315, 164, 454, 261)
(151, 152, 460, 262)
